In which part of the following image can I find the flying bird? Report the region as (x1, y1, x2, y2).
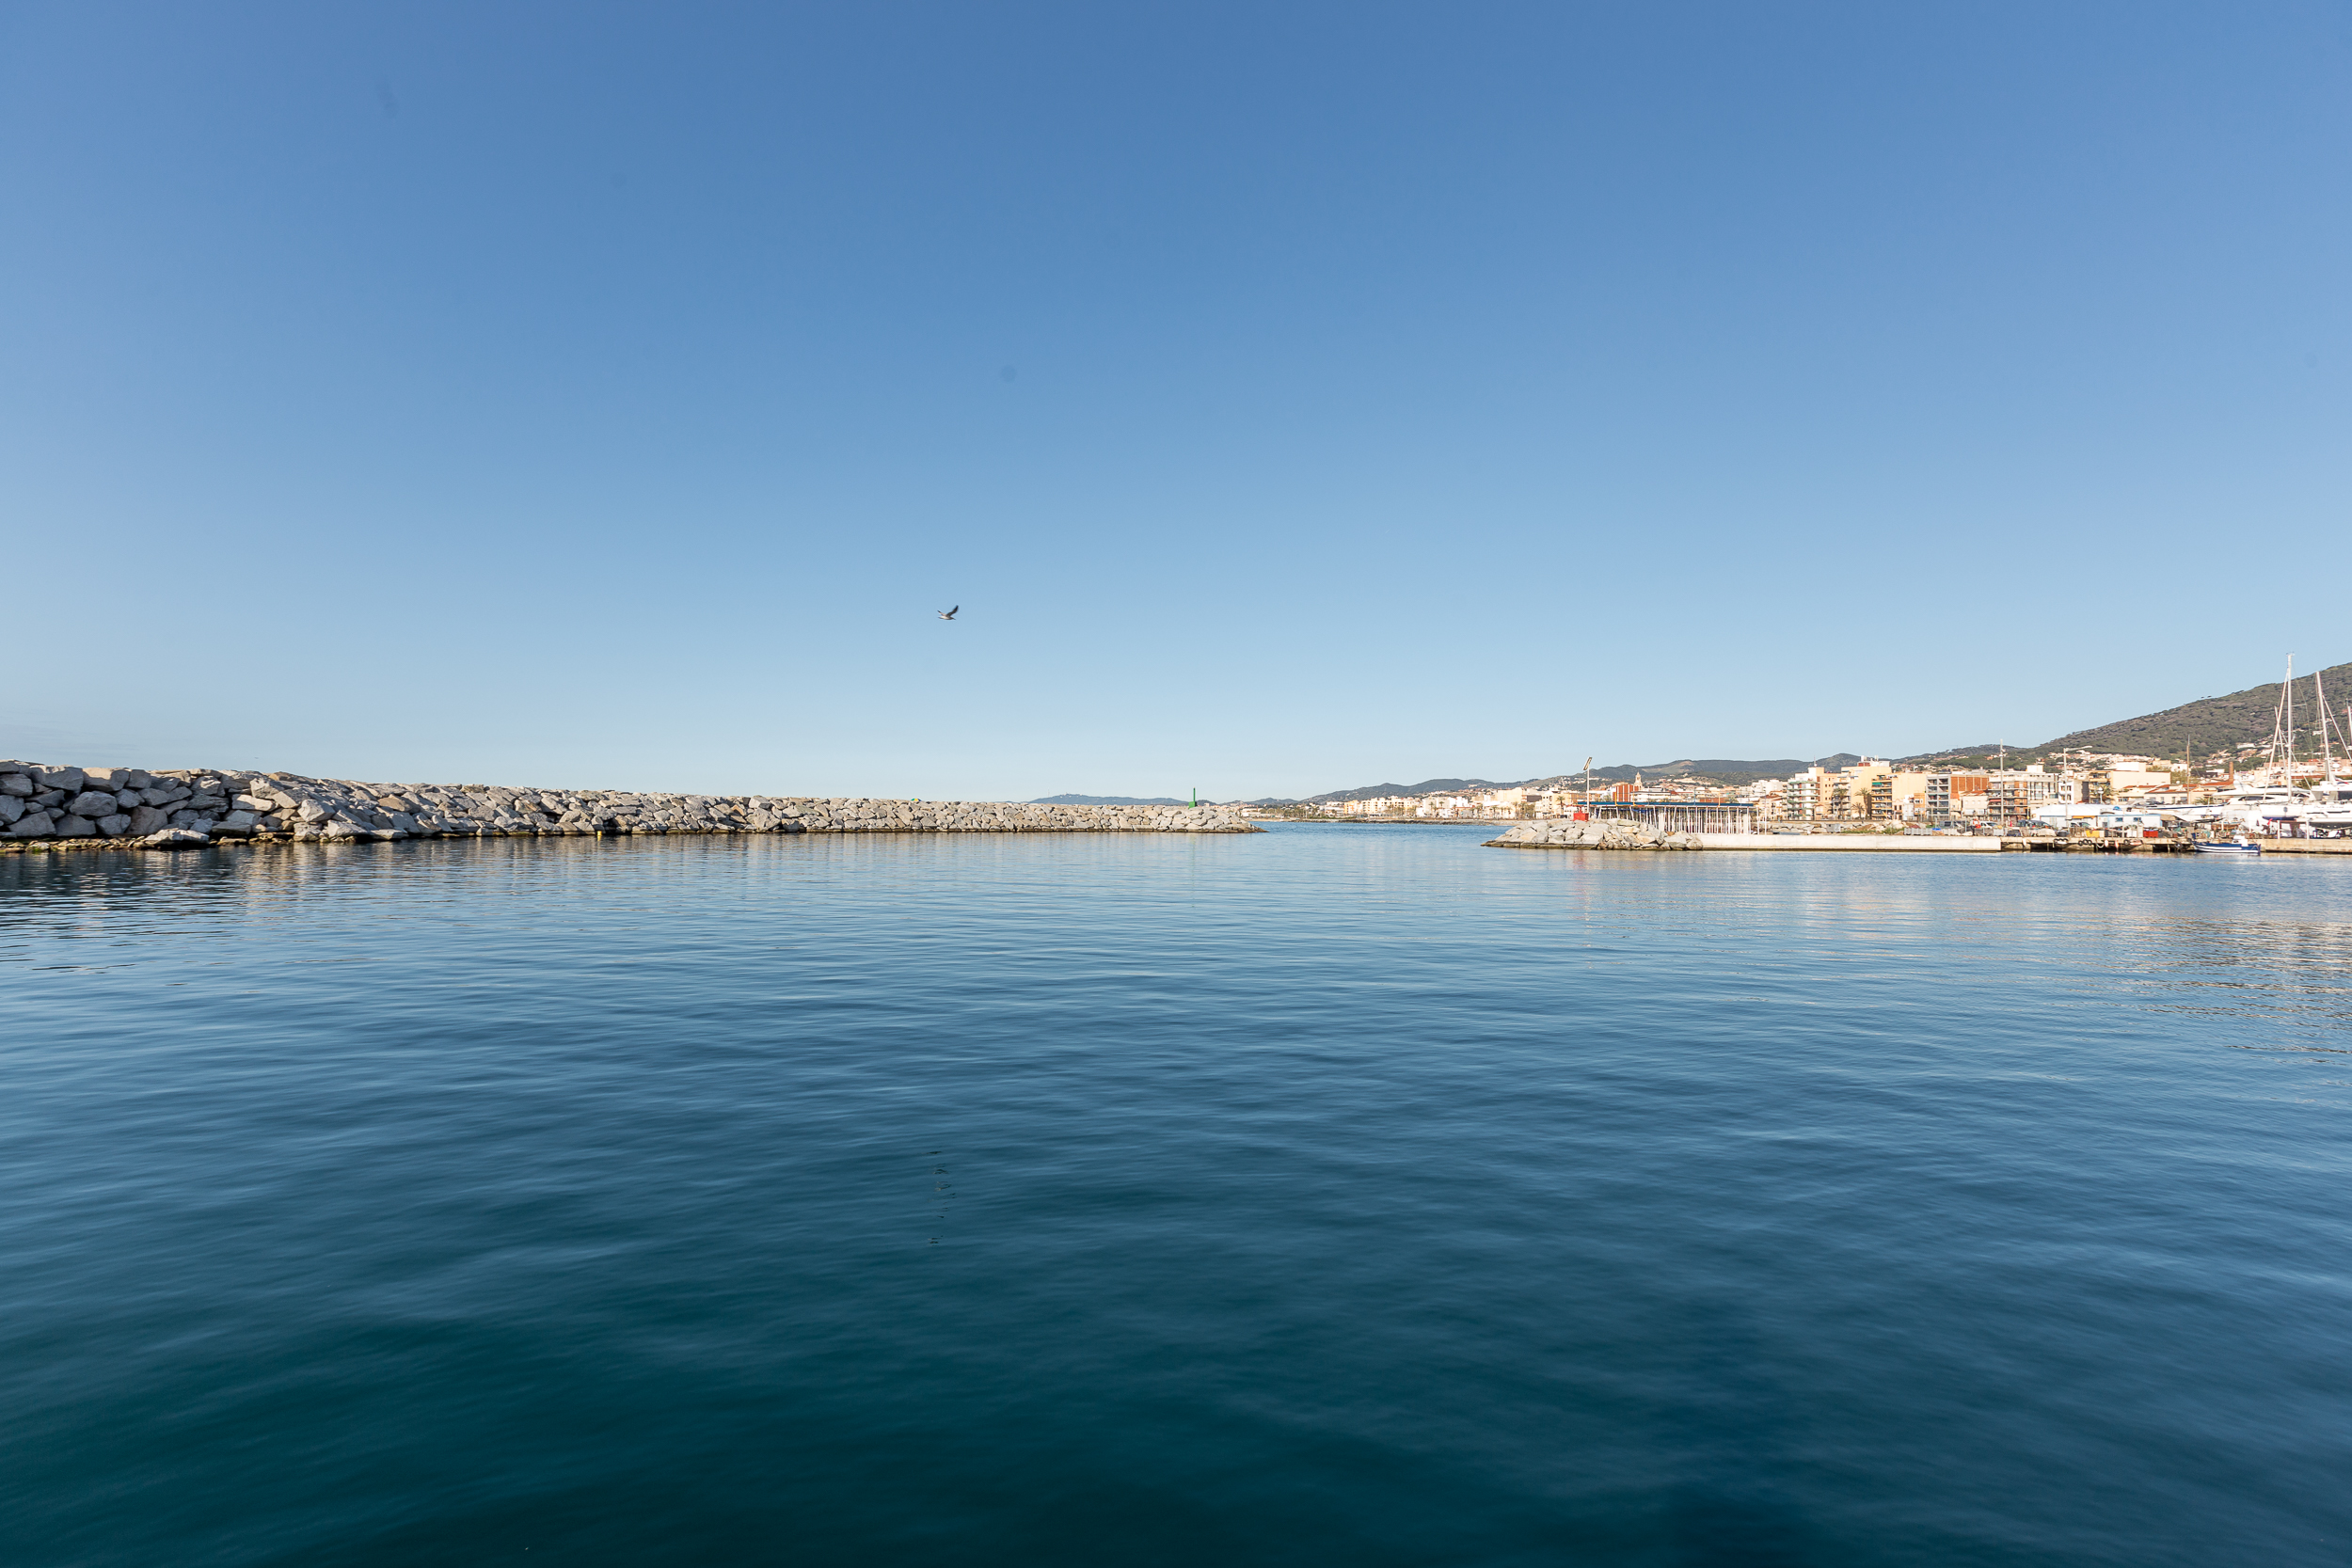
(938, 606, 959, 621)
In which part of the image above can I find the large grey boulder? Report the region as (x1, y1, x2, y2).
(97, 814, 132, 835)
(34, 765, 86, 792)
(127, 805, 171, 835)
(7, 810, 55, 837)
(66, 791, 117, 817)
(1, 773, 31, 797)
(0, 797, 20, 825)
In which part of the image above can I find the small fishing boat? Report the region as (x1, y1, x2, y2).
(2194, 837, 2263, 856)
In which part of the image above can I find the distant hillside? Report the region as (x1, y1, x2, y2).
(2036, 660, 2352, 760)
(1279, 756, 1862, 805)
(1579, 755, 1862, 788)
(1030, 793, 1190, 806)
(1903, 659, 2352, 768)
(1304, 777, 1512, 804)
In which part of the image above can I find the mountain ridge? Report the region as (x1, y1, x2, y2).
(1028, 793, 1191, 806)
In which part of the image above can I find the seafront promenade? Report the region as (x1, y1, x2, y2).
(0, 761, 1261, 851)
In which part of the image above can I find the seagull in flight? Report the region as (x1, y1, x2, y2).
(937, 605, 960, 621)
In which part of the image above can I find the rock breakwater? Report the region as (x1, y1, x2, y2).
(1484, 819, 1704, 851)
(0, 761, 1261, 851)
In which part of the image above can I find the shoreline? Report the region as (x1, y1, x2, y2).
(1, 761, 1262, 852)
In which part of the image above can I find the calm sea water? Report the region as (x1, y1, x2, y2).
(3, 825, 2348, 1567)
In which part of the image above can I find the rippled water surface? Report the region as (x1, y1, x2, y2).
(4, 826, 2349, 1566)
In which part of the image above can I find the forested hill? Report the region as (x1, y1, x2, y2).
(2035, 661, 2352, 760)
(1904, 659, 2352, 768)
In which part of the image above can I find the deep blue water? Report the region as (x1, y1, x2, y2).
(3, 825, 2348, 1567)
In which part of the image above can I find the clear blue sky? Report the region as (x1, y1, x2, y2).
(5, 2, 2347, 799)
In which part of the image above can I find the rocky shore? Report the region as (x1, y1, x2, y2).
(0, 762, 1261, 852)
(1483, 819, 1704, 851)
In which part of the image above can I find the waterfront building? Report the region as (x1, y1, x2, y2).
(1923, 772, 1992, 822)
(1885, 771, 1934, 820)
(1777, 759, 1891, 822)
(1778, 770, 1820, 820)
(1985, 766, 2080, 824)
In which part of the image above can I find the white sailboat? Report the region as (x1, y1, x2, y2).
(2211, 657, 2316, 831)
(2300, 667, 2352, 829)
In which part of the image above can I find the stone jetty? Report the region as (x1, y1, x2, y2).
(1484, 819, 1704, 851)
(0, 761, 1261, 851)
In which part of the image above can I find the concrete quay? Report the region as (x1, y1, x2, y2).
(0, 761, 1262, 852)
(1695, 832, 2002, 852)
(1711, 834, 2201, 853)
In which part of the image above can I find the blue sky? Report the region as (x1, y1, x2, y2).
(5, 2, 2347, 799)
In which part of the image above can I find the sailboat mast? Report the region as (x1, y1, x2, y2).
(2316, 668, 2338, 785)
(2265, 657, 2294, 787)
(2286, 657, 2296, 786)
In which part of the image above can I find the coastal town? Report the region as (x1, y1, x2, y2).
(1253, 660, 2352, 842)
(1263, 752, 2187, 828)
(1253, 749, 2352, 845)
